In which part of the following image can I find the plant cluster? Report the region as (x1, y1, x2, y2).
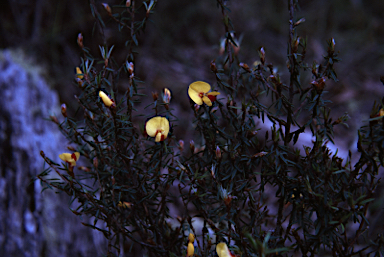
(37, 0, 384, 256)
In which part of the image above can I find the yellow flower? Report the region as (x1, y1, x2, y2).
(59, 152, 80, 167)
(76, 67, 84, 79)
(99, 91, 115, 108)
(117, 201, 132, 209)
(216, 242, 234, 257)
(187, 242, 194, 257)
(145, 116, 170, 142)
(188, 233, 195, 243)
(379, 108, 384, 117)
(188, 81, 220, 107)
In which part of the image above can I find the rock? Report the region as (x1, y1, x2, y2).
(0, 49, 106, 257)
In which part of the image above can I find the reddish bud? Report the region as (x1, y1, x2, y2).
(102, 3, 112, 15)
(77, 33, 84, 49)
(216, 146, 221, 159)
(152, 92, 158, 101)
(189, 140, 195, 153)
(61, 103, 67, 117)
(178, 140, 184, 151)
(50, 115, 59, 124)
(210, 60, 218, 73)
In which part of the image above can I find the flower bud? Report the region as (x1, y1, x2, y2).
(210, 60, 218, 73)
(187, 242, 194, 257)
(163, 88, 171, 104)
(216, 146, 221, 159)
(178, 140, 184, 151)
(127, 61, 134, 75)
(194, 104, 200, 112)
(152, 92, 158, 101)
(259, 47, 265, 64)
(118, 201, 132, 208)
(102, 3, 112, 15)
(239, 62, 251, 72)
(61, 103, 67, 117)
(189, 140, 195, 153)
(77, 33, 84, 49)
(188, 233, 195, 243)
(78, 166, 91, 172)
(50, 115, 59, 124)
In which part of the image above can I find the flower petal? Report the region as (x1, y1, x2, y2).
(189, 81, 211, 93)
(187, 242, 194, 257)
(155, 132, 163, 142)
(146, 117, 162, 137)
(202, 96, 213, 106)
(160, 117, 170, 138)
(188, 233, 195, 243)
(99, 91, 114, 107)
(76, 67, 84, 79)
(188, 86, 203, 105)
(59, 153, 72, 162)
(207, 91, 220, 96)
(216, 242, 232, 257)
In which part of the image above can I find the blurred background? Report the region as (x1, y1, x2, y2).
(1, 0, 384, 255)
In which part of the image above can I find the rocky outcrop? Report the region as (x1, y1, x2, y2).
(0, 49, 106, 257)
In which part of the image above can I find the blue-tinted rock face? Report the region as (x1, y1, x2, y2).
(0, 49, 106, 257)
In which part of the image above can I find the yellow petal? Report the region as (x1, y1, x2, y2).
(160, 117, 170, 138)
(155, 132, 162, 142)
(59, 153, 72, 162)
(76, 67, 84, 79)
(99, 91, 114, 107)
(189, 81, 211, 93)
(380, 108, 384, 117)
(187, 242, 194, 257)
(207, 91, 220, 96)
(216, 242, 232, 257)
(202, 96, 213, 106)
(146, 117, 162, 137)
(188, 86, 203, 105)
(188, 233, 195, 243)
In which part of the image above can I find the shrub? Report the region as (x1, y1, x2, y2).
(37, 0, 384, 256)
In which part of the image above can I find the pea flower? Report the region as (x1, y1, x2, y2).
(145, 116, 170, 142)
(216, 242, 236, 257)
(99, 91, 115, 108)
(187, 242, 194, 256)
(118, 201, 132, 209)
(59, 152, 80, 167)
(188, 81, 220, 107)
(76, 67, 84, 79)
(188, 233, 195, 243)
(186, 233, 195, 257)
